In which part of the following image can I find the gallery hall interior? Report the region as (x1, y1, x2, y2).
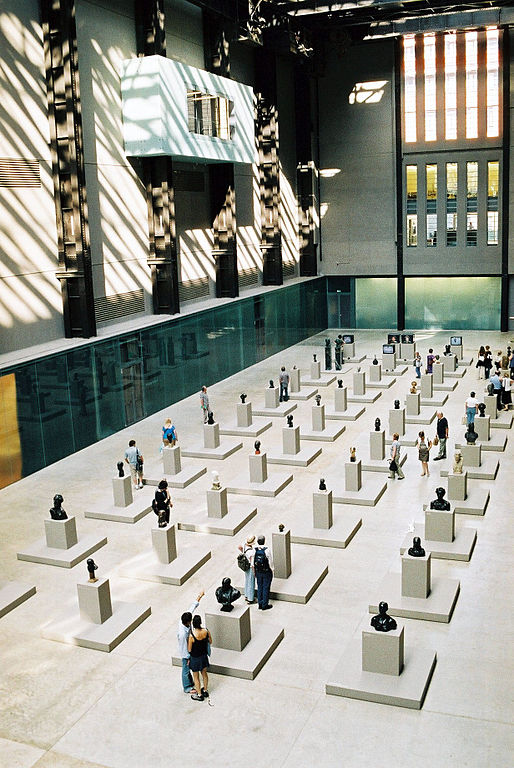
(1, 0, 513, 766)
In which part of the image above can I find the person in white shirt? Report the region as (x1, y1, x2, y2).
(501, 374, 512, 410)
(465, 392, 479, 425)
(177, 591, 204, 693)
(238, 535, 256, 603)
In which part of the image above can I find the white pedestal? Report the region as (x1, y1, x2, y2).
(237, 402, 252, 427)
(382, 352, 396, 371)
(401, 522, 476, 562)
(369, 570, 460, 623)
(401, 552, 431, 599)
(370, 430, 385, 460)
(451, 343, 463, 359)
(283, 426, 300, 455)
(45, 517, 78, 550)
(249, 453, 267, 483)
(206, 602, 251, 651)
(405, 392, 420, 416)
(369, 364, 382, 382)
(163, 445, 182, 475)
(448, 471, 467, 500)
(442, 355, 457, 372)
(345, 460, 362, 492)
(475, 416, 491, 442)
(353, 371, 365, 395)
(389, 408, 405, 436)
(400, 342, 416, 361)
(152, 525, 177, 564)
(484, 395, 497, 419)
(272, 528, 292, 579)
(311, 360, 321, 379)
(112, 476, 133, 507)
(290, 368, 300, 392)
(460, 444, 481, 467)
(313, 490, 333, 529)
(344, 342, 355, 358)
(425, 507, 454, 542)
(78, 579, 113, 624)
(362, 624, 404, 676)
(207, 487, 228, 518)
(420, 374, 433, 399)
(204, 422, 220, 449)
(312, 404, 326, 431)
(265, 386, 280, 408)
(334, 386, 347, 411)
(433, 364, 444, 385)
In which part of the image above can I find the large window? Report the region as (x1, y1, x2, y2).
(406, 165, 417, 246)
(187, 89, 232, 140)
(426, 164, 437, 245)
(466, 161, 478, 245)
(446, 163, 457, 246)
(424, 35, 436, 141)
(465, 31, 478, 139)
(487, 160, 499, 245)
(404, 36, 417, 142)
(444, 34, 457, 140)
(487, 28, 499, 137)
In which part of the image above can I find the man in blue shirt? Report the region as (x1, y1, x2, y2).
(489, 372, 503, 411)
(177, 591, 205, 693)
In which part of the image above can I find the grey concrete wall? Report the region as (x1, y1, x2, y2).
(318, 40, 397, 276)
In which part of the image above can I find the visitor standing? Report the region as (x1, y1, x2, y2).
(476, 345, 486, 379)
(426, 349, 435, 374)
(176, 590, 205, 694)
(502, 374, 512, 409)
(124, 439, 143, 489)
(188, 615, 212, 701)
(484, 346, 493, 379)
(238, 535, 256, 603)
(416, 431, 432, 477)
(152, 479, 172, 526)
(253, 535, 274, 610)
(433, 412, 449, 460)
(465, 391, 479, 425)
(388, 433, 405, 479)
(414, 352, 423, 378)
(489, 370, 503, 411)
(279, 366, 290, 402)
(200, 386, 210, 423)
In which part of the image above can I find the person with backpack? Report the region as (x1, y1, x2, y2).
(124, 439, 143, 489)
(237, 535, 255, 603)
(253, 535, 274, 610)
(162, 418, 177, 447)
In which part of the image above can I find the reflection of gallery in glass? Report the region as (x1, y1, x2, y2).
(186, 89, 233, 140)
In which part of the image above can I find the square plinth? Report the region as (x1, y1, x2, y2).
(401, 523, 477, 561)
(325, 404, 365, 421)
(268, 445, 322, 467)
(119, 540, 211, 586)
(447, 486, 490, 516)
(17, 533, 107, 568)
(205, 601, 251, 651)
(401, 552, 431, 598)
(112, 475, 133, 507)
(252, 402, 297, 418)
(172, 621, 284, 680)
(440, 455, 498, 481)
(177, 501, 257, 536)
(85, 486, 154, 523)
(332, 474, 387, 506)
(405, 408, 437, 426)
(290, 513, 362, 549)
(227, 470, 293, 498)
(434, 380, 458, 392)
(41, 600, 151, 652)
(44, 517, 78, 549)
(420, 394, 448, 407)
(234, 559, 329, 604)
(144, 458, 207, 489)
(0, 581, 36, 619)
(300, 423, 346, 442)
(181, 438, 242, 460)
(367, 377, 395, 389)
(219, 418, 272, 437)
(369, 572, 460, 623)
(382, 366, 408, 376)
(348, 391, 382, 404)
(326, 639, 437, 709)
(490, 411, 514, 430)
(362, 624, 404, 676)
(472, 435, 508, 452)
(301, 375, 337, 387)
(288, 386, 318, 401)
(425, 507, 455, 542)
(78, 579, 112, 624)
(360, 451, 408, 474)
(444, 368, 466, 378)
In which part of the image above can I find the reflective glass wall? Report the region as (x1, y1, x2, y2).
(405, 276, 501, 329)
(0, 279, 327, 488)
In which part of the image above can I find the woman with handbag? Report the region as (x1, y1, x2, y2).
(152, 479, 172, 526)
(476, 345, 486, 379)
(188, 615, 212, 701)
(237, 535, 255, 603)
(416, 431, 432, 477)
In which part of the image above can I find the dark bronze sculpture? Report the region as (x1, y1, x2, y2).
(240, 393, 247, 404)
(430, 487, 451, 510)
(394, 399, 400, 409)
(478, 402, 486, 417)
(372, 355, 378, 365)
(375, 418, 381, 431)
(444, 344, 452, 355)
(319, 478, 327, 491)
(87, 558, 98, 583)
(465, 423, 478, 444)
(254, 440, 261, 455)
(313, 353, 317, 363)
(287, 414, 294, 428)
(269, 379, 274, 388)
(350, 447, 356, 462)
(207, 411, 215, 425)
(337, 379, 343, 388)
(278, 523, 285, 532)
(315, 394, 322, 406)
(50, 494, 67, 520)
(215, 577, 241, 612)
(334, 337, 343, 370)
(325, 338, 332, 371)
(487, 382, 494, 396)
(408, 536, 426, 557)
(370, 601, 397, 632)
(117, 461, 124, 478)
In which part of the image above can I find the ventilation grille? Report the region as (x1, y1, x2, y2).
(239, 267, 259, 287)
(173, 169, 205, 192)
(94, 288, 145, 323)
(179, 277, 210, 302)
(283, 261, 296, 279)
(0, 158, 41, 187)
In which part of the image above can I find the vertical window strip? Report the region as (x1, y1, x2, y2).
(466, 161, 478, 245)
(404, 36, 417, 142)
(424, 35, 436, 141)
(487, 160, 499, 244)
(486, 28, 499, 137)
(446, 162, 457, 246)
(406, 165, 417, 246)
(426, 164, 437, 246)
(465, 31, 478, 139)
(444, 33, 457, 140)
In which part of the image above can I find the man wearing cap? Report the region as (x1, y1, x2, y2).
(238, 536, 256, 603)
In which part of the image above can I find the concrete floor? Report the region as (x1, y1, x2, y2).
(0, 329, 512, 768)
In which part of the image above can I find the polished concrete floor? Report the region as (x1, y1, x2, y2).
(0, 329, 512, 768)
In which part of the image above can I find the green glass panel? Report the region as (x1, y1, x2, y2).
(405, 277, 501, 330)
(355, 278, 397, 329)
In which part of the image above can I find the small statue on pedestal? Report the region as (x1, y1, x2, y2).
(313, 354, 317, 363)
(87, 558, 98, 583)
(430, 487, 451, 510)
(50, 494, 67, 520)
(350, 447, 356, 462)
(211, 471, 221, 490)
(478, 402, 486, 417)
(465, 423, 478, 445)
(319, 478, 327, 491)
(453, 451, 463, 474)
(334, 337, 343, 370)
(207, 411, 215, 425)
(287, 414, 294, 428)
(487, 382, 494, 396)
(269, 379, 274, 389)
(325, 338, 332, 371)
(157, 510, 168, 528)
(408, 536, 426, 557)
(444, 344, 452, 356)
(370, 602, 397, 632)
(315, 394, 322, 407)
(240, 393, 247, 404)
(394, 399, 400, 409)
(215, 577, 241, 612)
(372, 355, 378, 365)
(278, 523, 285, 532)
(337, 379, 343, 388)
(254, 440, 261, 455)
(117, 461, 124, 478)
(410, 381, 417, 394)
(374, 418, 381, 431)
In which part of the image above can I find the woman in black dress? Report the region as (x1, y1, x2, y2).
(153, 479, 172, 526)
(188, 615, 212, 701)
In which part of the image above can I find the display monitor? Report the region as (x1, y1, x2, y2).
(342, 334, 354, 344)
(383, 344, 395, 354)
(387, 334, 400, 344)
(401, 334, 414, 344)
(450, 336, 462, 346)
